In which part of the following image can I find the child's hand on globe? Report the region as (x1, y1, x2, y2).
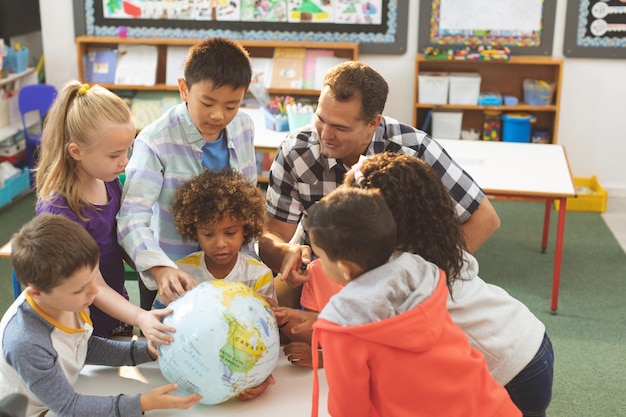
(236, 374, 276, 401)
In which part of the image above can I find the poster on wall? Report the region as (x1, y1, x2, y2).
(74, 0, 408, 54)
(564, 0, 626, 58)
(417, 0, 557, 56)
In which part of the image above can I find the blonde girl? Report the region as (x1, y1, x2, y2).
(35, 80, 173, 343)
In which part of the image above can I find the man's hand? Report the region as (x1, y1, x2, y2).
(278, 244, 312, 288)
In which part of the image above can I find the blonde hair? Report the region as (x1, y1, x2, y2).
(35, 81, 132, 220)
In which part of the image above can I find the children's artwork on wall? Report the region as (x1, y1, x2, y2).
(74, 0, 407, 54)
(417, 0, 557, 56)
(564, 0, 626, 58)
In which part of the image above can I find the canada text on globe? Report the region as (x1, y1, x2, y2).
(158, 280, 280, 405)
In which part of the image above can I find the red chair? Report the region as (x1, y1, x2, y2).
(17, 84, 57, 186)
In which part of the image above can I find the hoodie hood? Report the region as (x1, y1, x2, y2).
(316, 252, 444, 352)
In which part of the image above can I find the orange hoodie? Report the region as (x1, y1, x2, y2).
(310, 253, 521, 417)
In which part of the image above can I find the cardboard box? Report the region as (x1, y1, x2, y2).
(418, 72, 449, 104)
(554, 176, 607, 213)
(448, 72, 481, 105)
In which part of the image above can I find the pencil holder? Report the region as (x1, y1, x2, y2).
(287, 111, 313, 131)
(261, 107, 288, 131)
(4, 47, 28, 74)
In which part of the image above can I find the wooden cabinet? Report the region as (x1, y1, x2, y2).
(413, 54, 563, 143)
(75, 36, 359, 96)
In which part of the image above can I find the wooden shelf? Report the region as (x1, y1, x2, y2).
(75, 36, 359, 97)
(75, 36, 359, 185)
(413, 54, 563, 143)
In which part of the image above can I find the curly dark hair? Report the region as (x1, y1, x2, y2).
(343, 152, 466, 291)
(172, 169, 266, 247)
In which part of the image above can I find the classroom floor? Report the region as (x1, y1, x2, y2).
(602, 196, 626, 253)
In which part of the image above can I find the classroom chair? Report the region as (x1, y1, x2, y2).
(17, 84, 57, 186)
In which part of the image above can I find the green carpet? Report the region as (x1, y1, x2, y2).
(476, 200, 626, 417)
(1, 195, 625, 416)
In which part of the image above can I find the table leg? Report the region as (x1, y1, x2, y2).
(542, 199, 552, 253)
(550, 197, 567, 314)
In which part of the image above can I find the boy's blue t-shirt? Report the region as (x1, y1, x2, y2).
(201, 130, 229, 170)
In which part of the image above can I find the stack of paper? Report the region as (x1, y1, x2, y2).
(115, 45, 158, 86)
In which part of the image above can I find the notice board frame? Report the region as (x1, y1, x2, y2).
(417, 0, 557, 56)
(563, 0, 626, 59)
(73, 0, 409, 55)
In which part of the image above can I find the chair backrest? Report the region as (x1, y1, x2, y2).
(17, 84, 57, 134)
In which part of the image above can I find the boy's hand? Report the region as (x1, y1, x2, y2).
(136, 308, 175, 345)
(236, 374, 275, 401)
(151, 266, 197, 304)
(283, 342, 323, 368)
(273, 307, 318, 334)
(140, 383, 202, 412)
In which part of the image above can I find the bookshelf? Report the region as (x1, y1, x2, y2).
(413, 54, 563, 144)
(75, 37, 359, 184)
(75, 36, 359, 96)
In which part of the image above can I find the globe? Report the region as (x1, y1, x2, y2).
(158, 280, 280, 405)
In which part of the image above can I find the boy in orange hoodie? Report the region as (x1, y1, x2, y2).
(305, 187, 521, 417)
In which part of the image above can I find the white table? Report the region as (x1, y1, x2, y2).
(242, 107, 289, 152)
(76, 352, 329, 417)
(240, 109, 577, 312)
(438, 139, 576, 313)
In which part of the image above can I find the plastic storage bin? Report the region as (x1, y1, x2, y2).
(501, 113, 535, 143)
(431, 111, 463, 140)
(523, 79, 554, 106)
(482, 110, 502, 141)
(0, 167, 30, 208)
(448, 73, 481, 105)
(554, 176, 607, 213)
(4, 47, 29, 74)
(260, 107, 288, 132)
(418, 72, 449, 104)
(287, 111, 313, 131)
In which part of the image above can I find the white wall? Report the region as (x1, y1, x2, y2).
(41, 0, 626, 196)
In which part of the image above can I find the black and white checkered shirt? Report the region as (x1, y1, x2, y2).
(266, 116, 484, 244)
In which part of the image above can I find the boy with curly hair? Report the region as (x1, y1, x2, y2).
(152, 169, 274, 309)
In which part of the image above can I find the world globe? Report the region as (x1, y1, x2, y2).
(158, 280, 280, 405)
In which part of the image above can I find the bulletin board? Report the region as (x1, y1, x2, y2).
(417, 0, 557, 56)
(73, 0, 409, 55)
(563, 0, 626, 58)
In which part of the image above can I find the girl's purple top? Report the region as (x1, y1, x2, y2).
(36, 179, 128, 337)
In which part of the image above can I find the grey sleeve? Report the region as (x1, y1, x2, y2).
(86, 336, 154, 366)
(7, 337, 144, 417)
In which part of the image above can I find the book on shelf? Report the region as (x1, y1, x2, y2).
(302, 49, 334, 90)
(314, 56, 346, 90)
(271, 47, 306, 89)
(250, 57, 274, 89)
(114, 44, 158, 86)
(84, 48, 118, 84)
(130, 91, 181, 130)
(165, 45, 189, 86)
